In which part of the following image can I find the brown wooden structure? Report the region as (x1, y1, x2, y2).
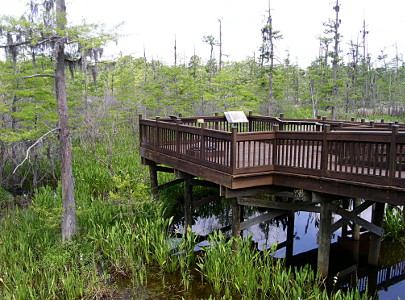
(139, 112, 405, 278)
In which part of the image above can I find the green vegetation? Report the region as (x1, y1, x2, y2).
(198, 231, 369, 300)
(384, 206, 405, 242)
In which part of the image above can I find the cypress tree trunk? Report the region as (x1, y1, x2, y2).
(331, 0, 340, 119)
(55, 0, 77, 241)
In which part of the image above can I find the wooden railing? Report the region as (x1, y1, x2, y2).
(139, 115, 405, 189)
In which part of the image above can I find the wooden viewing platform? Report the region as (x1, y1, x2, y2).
(139, 112, 405, 279)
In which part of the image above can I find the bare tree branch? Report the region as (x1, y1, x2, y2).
(13, 127, 60, 174)
(89, 150, 115, 177)
(0, 37, 55, 48)
(22, 74, 55, 79)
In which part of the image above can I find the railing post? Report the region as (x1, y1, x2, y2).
(156, 116, 160, 149)
(389, 125, 399, 183)
(139, 114, 143, 146)
(201, 122, 207, 160)
(231, 126, 238, 174)
(273, 124, 279, 166)
(176, 119, 180, 155)
(321, 125, 331, 175)
(370, 121, 375, 128)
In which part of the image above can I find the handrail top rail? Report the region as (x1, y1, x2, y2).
(140, 114, 404, 130)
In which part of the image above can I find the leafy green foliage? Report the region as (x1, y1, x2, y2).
(197, 231, 369, 299)
(384, 206, 405, 242)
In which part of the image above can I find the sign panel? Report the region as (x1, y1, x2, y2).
(224, 111, 249, 123)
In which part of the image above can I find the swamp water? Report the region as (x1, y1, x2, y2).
(116, 199, 405, 299)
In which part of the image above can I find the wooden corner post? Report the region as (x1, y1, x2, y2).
(368, 202, 385, 265)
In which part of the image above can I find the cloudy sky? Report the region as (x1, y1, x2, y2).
(2, 0, 404, 67)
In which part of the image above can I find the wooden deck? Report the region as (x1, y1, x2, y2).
(139, 114, 405, 205)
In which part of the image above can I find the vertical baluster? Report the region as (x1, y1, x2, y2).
(156, 116, 160, 149)
(372, 143, 378, 176)
(297, 140, 302, 168)
(273, 125, 279, 165)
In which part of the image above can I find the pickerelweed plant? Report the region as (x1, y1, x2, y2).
(384, 206, 405, 242)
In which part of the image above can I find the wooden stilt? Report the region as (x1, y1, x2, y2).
(232, 198, 242, 238)
(148, 161, 159, 201)
(352, 239, 360, 268)
(184, 178, 193, 231)
(240, 204, 244, 225)
(352, 198, 361, 240)
(368, 202, 385, 265)
(317, 196, 332, 277)
(342, 199, 349, 238)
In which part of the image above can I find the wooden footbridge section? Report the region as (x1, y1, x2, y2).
(139, 112, 405, 281)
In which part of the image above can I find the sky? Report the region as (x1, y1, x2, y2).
(2, 0, 405, 67)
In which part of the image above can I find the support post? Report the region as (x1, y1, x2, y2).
(317, 196, 332, 277)
(184, 178, 193, 231)
(148, 161, 159, 201)
(352, 198, 361, 240)
(341, 199, 349, 238)
(232, 198, 242, 238)
(368, 202, 385, 265)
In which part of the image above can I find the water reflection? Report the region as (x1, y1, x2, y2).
(172, 198, 405, 300)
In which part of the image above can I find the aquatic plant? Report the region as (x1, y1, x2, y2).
(197, 231, 370, 300)
(384, 206, 405, 242)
